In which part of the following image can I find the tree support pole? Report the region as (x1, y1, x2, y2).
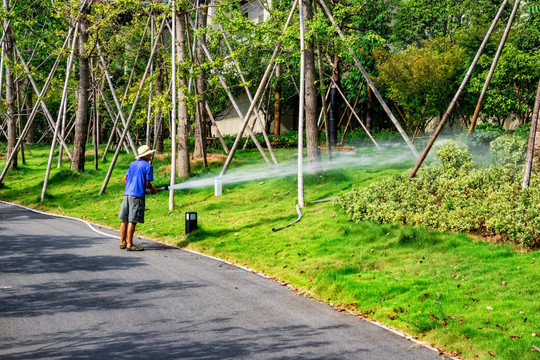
(243, 61, 278, 150)
(0, 28, 74, 185)
(331, 80, 378, 148)
(97, 46, 138, 156)
(99, 16, 166, 195)
(91, 60, 99, 170)
(15, 82, 24, 164)
(219, 0, 299, 177)
(14, 44, 74, 159)
(219, 25, 278, 164)
(468, 0, 520, 134)
(205, 101, 229, 154)
(408, 0, 510, 180)
(191, 21, 272, 167)
(98, 87, 130, 153)
(41, 25, 79, 201)
(523, 79, 540, 189)
(58, 23, 79, 168)
(318, 0, 418, 159)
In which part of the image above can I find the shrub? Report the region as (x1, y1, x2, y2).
(434, 140, 472, 175)
(272, 131, 299, 148)
(512, 122, 532, 140)
(468, 122, 506, 147)
(338, 157, 539, 247)
(341, 128, 403, 145)
(490, 135, 527, 166)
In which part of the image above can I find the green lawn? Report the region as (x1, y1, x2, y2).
(1, 144, 538, 360)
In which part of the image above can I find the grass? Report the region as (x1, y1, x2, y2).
(1, 144, 539, 360)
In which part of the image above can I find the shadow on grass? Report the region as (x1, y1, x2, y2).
(176, 211, 299, 247)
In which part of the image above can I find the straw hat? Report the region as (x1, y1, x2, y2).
(136, 145, 155, 159)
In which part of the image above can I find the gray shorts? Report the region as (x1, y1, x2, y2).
(118, 195, 145, 224)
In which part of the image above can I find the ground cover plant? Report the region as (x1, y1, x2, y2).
(338, 136, 540, 247)
(0, 144, 538, 359)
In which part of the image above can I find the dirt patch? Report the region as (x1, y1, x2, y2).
(0, 152, 6, 159)
(196, 152, 227, 163)
(160, 152, 227, 176)
(469, 230, 538, 250)
(320, 145, 355, 153)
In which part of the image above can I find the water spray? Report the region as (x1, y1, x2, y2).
(164, 147, 414, 194)
(160, 146, 416, 230)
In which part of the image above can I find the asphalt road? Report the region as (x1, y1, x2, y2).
(0, 201, 446, 359)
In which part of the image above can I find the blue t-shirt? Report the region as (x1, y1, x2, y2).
(124, 159, 154, 198)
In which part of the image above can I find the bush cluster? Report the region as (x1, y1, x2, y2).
(338, 137, 539, 247)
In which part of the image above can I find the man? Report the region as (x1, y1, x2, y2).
(118, 145, 162, 251)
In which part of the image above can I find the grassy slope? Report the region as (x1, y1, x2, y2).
(1, 144, 538, 360)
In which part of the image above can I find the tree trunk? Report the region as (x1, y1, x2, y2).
(273, 64, 282, 140)
(303, 0, 320, 173)
(3, 1, 17, 169)
(328, 53, 341, 146)
(176, 11, 190, 177)
(154, 24, 165, 154)
(154, 67, 165, 154)
(71, 4, 91, 171)
(366, 85, 373, 132)
(193, 0, 209, 159)
(533, 109, 540, 167)
(24, 80, 35, 143)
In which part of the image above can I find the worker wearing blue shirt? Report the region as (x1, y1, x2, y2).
(118, 145, 162, 251)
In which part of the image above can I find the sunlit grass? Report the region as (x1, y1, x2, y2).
(1, 144, 538, 359)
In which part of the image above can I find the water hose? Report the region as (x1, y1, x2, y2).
(272, 204, 303, 232)
(271, 197, 339, 232)
(310, 197, 339, 204)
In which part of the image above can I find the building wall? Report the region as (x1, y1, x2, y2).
(212, 92, 294, 136)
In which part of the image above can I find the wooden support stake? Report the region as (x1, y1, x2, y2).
(220, 25, 278, 164)
(191, 16, 272, 167)
(219, 0, 299, 177)
(0, 27, 74, 184)
(468, 0, 520, 134)
(14, 44, 74, 158)
(97, 46, 138, 156)
(408, 0, 509, 180)
(40, 25, 79, 201)
(522, 79, 540, 189)
(99, 16, 166, 195)
(318, 0, 417, 159)
(205, 102, 229, 154)
(332, 80, 379, 149)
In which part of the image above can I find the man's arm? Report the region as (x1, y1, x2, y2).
(145, 180, 160, 194)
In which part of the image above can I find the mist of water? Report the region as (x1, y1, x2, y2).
(168, 144, 416, 191)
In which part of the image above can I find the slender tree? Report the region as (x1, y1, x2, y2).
(193, 0, 209, 160)
(273, 64, 282, 139)
(176, 9, 190, 177)
(71, 3, 91, 171)
(303, 0, 320, 173)
(3, 0, 17, 169)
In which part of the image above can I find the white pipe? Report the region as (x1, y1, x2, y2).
(170, 1, 177, 211)
(297, 0, 305, 209)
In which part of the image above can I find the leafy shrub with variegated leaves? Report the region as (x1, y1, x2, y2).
(338, 137, 539, 247)
(490, 135, 527, 166)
